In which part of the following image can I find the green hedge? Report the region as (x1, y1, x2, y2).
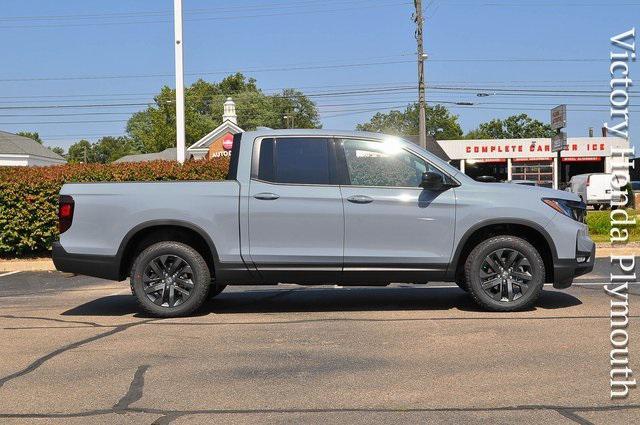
(587, 209, 640, 243)
(0, 158, 229, 256)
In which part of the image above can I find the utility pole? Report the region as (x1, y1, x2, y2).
(414, 0, 427, 149)
(174, 0, 186, 163)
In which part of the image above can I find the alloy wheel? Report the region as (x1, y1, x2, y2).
(142, 255, 194, 308)
(479, 248, 533, 302)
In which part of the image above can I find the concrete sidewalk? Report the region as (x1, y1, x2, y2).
(1, 242, 639, 273)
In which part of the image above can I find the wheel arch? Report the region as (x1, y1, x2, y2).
(116, 220, 220, 280)
(449, 219, 557, 284)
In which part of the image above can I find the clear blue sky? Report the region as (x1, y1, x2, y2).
(0, 0, 638, 151)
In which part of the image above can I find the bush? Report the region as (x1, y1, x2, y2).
(0, 158, 229, 256)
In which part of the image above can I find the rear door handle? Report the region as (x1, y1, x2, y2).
(347, 195, 373, 204)
(254, 192, 280, 200)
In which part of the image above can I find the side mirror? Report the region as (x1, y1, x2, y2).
(420, 171, 445, 190)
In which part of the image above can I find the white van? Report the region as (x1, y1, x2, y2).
(567, 173, 619, 210)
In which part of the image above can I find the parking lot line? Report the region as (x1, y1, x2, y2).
(0, 271, 20, 278)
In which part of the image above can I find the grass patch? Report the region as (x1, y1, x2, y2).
(587, 209, 640, 242)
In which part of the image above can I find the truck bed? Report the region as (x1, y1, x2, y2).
(59, 181, 241, 263)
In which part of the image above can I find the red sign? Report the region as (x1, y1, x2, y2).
(512, 157, 552, 162)
(222, 134, 234, 151)
(562, 157, 602, 162)
(463, 141, 607, 157)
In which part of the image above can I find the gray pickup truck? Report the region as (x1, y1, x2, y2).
(53, 129, 595, 317)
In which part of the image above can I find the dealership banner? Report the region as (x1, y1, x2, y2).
(437, 137, 629, 160)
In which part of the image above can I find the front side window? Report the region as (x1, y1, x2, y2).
(341, 139, 443, 187)
(256, 137, 331, 185)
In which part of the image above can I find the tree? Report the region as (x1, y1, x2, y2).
(127, 73, 321, 154)
(66, 137, 139, 163)
(17, 131, 43, 144)
(356, 103, 463, 140)
(67, 140, 96, 163)
(466, 114, 556, 139)
(93, 136, 140, 163)
(50, 146, 65, 157)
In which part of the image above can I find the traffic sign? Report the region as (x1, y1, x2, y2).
(551, 104, 566, 130)
(551, 131, 567, 152)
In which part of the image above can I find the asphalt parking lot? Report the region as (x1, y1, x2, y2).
(0, 259, 638, 424)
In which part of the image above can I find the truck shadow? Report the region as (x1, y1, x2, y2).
(61, 287, 582, 317)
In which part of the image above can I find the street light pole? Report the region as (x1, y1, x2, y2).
(174, 0, 186, 163)
(414, 0, 427, 149)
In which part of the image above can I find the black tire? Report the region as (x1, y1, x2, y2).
(455, 276, 469, 292)
(464, 235, 544, 312)
(131, 241, 210, 317)
(209, 283, 227, 299)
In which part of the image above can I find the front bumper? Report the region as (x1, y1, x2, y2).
(552, 243, 595, 289)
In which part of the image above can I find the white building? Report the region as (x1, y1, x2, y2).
(0, 130, 66, 167)
(436, 137, 630, 188)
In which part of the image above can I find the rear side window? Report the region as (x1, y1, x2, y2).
(257, 137, 332, 185)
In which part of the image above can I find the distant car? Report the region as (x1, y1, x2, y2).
(567, 173, 621, 210)
(509, 180, 538, 187)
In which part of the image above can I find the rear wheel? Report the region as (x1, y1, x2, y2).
(131, 241, 210, 317)
(464, 236, 544, 312)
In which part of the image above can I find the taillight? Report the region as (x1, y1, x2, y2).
(58, 195, 74, 234)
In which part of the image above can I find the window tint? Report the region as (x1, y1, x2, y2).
(257, 138, 275, 181)
(341, 139, 442, 187)
(257, 137, 331, 185)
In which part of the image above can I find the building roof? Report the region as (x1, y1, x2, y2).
(114, 147, 177, 163)
(0, 130, 65, 160)
(187, 120, 243, 152)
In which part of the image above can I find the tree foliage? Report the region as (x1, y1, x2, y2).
(50, 147, 65, 157)
(356, 103, 463, 140)
(66, 137, 139, 163)
(465, 114, 556, 139)
(126, 73, 321, 154)
(16, 131, 43, 144)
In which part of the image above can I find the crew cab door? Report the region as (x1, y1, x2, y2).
(248, 137, 343, 283)
(336, 138, 456, 283)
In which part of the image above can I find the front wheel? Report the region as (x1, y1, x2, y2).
(464, 236, 545, 312)
(209, 283, 227, 299)
(131, 241, 210, 317)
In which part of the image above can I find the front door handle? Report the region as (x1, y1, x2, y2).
(347, 195, 373, 204)
(254, 192, 280, 200)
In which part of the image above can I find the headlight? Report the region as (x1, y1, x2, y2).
(542, 198, 586, 223)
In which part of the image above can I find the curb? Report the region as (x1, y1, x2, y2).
(0, 258, 55, 273)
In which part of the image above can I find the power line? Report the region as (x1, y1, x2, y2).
(0, 1, 410, 29)
(0, 56, 618, 83)
(0, 119, 127, 125)
(2, 83, 638, 110)
(0, 79, 612, 102)
(0, 0, 396, 21)
(0, 58, 414, 82)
